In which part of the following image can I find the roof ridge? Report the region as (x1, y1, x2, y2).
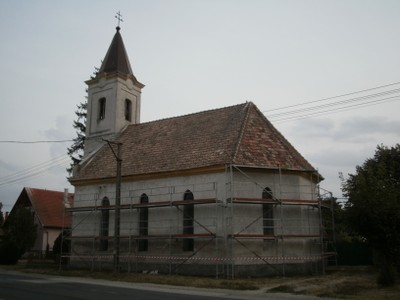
(24, 187, 71, 195)
(232, 102, 253, 162)
(133, 102, 249, 127)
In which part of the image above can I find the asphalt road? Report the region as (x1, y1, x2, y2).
(0, 269, 321, 300)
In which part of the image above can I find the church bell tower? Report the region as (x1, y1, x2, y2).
(84, 25, 144, 157)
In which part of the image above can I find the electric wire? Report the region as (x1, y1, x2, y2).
(0, 153, 67, 182)
(0, 140, 73, 144)
(0, 155, 70, 187)
(271, 95, 400, 123)
(264, 81, 400, 113)
(267, 88, 400, 118)
(263, 84, 400, 123)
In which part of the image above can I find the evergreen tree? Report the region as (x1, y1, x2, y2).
(0, 202, 3, 227)
(0, 207, 37, 264)
(67, 66, 100, 174)
(67, 100, 87, 174)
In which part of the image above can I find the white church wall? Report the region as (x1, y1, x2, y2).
(70, 169, 323, 275)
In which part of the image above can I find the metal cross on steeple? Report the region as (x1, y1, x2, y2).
(115, 11, 123, 29)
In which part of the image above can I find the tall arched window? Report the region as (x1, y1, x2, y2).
(99, 197, 110, 251)
(99, 97, 106, 120)
(182, 190, 194, 251)
(138, 194, 149, 252)
(262, 187, 274, 235)
(125, 99, 132, 122)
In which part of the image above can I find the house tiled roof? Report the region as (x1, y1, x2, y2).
(72, 102, 315, 183)
(12, 188, 73, 228)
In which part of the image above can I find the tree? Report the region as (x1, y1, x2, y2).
(0, 208, 37, 264)
(342, 144, 400, 286)
(0, 202, 4, 227)
(67, 100, 87, 174)
(53, 230, 71, 264)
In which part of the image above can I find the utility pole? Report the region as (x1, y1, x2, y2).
(104, 140, 122, 272)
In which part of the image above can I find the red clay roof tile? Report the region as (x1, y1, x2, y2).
(72, 102, 315, 182)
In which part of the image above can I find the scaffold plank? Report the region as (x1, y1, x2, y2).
(66, 198, 218, 212)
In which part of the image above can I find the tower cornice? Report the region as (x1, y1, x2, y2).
(85, 71, 145, 89)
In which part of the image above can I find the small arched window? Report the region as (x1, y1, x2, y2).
(99, 97, 106, 120)
(183, 190, 194, 251)
(99, 197, 110, 251)
(138, 194, 149, 252)
(262, 187, 274, 235)
(125, 99, 132, 122)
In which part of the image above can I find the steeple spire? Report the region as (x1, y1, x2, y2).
(98, 27, 133, 76)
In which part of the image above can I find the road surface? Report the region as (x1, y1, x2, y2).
(0, 269, 321, 300)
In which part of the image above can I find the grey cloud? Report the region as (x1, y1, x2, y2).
(42, 115, 75, 159)
(333, 117, 400, 142)
(0, 159, 18, 173)
(309, 148, 367, 169)
(284, 118, 335, 138)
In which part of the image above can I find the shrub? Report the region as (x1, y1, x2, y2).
(0, 239, 20, 265)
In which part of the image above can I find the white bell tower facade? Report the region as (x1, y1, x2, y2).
(84, 26, 144, 157)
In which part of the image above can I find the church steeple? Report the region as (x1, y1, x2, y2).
(98, 27, 134, 76)
(83, 25, 145, 157)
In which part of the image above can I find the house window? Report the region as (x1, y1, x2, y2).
(262, 187, 274, 235)
(99, 97, 106, 120)
(182, 190, 194, 251)
(125, 99, 132, 122)
(99, 197, 110, 251)
(138, 193, 149, 252)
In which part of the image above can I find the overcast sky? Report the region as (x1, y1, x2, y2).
(1, 0, 400, 212)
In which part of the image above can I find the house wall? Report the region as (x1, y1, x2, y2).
(32, 217, 62, 255)
(70, 168, 322, 276)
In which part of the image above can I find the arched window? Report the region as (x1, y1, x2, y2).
(262, 187, 274, 235)
(99, 197, 110, 251)
(182, 190, 194, 251)
(125, 99, 132, 122)
(138, 194, 149, 252)
(99, 97, 106, 120)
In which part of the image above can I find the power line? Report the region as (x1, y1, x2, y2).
(263, 81, 400, 113)
(0, 154, 70, 188)
(263, 83, 400, 123)
(267, 88, 400, 118)
(0, 153, 67, 182)
(271, 95, 400, 123)
(0, 139, 73, 144)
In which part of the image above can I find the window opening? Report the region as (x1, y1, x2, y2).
(182, 190, 194, 251)
(99, 197, 110, 251)
(138, 194, 149, 251)
(262, 187, 274, 235)
(99, 97, 106, 120)
(125, 99, 132, 122)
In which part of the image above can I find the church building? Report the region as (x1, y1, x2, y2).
(67, 25, 334, 277)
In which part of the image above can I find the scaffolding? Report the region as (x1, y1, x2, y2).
(62, 164, 336, 278)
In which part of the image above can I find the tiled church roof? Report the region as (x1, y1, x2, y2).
(72, 102, 315, 182)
